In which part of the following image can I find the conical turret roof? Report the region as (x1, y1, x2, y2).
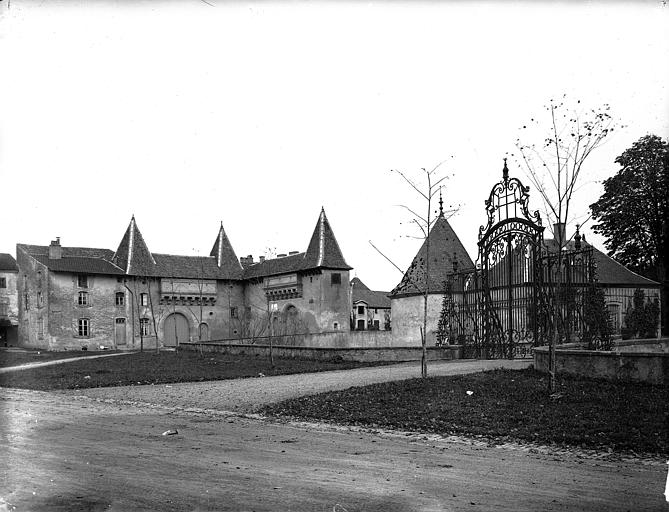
(303, 208, 352, 270)
(210, 222, 243, 274)
(391, 213, 474, 297)
(112, 216, 157, 276)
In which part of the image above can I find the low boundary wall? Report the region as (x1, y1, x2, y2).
(180, 341, 462, 363)
(534, 343, 669, 385)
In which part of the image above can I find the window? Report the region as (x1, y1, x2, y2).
(77, 318, 90, 337)
(140, 293, 148, 306)
(331, 273, 341, 285)
(78, 275, 88, 288)
(230, 307, 238, 319)
(357, 305, 365, 315)
(0, 277, 6, 288)
(78, 291, 89, 306)
(373, 320, 380, 330)
(37, 291, 44, 307)
(115, 292, 125, 306)
(333, 322, 339, 330)
(140, 318, 150, 336)
(38, 317, 44, 339)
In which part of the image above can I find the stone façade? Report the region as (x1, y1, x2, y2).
(15, 209, 352, 350)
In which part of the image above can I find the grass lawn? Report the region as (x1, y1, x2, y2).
(0, 349, 121, 368)
(262, 369, 669, 456)
(0, 350, 390, 391)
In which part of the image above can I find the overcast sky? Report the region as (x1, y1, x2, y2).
(1, 0, 668, 291)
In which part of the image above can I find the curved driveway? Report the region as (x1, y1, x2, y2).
(69, 359, 532, 413)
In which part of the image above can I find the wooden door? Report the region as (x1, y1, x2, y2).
(115, 318, 126, 346)
(164, 313, 189, 346)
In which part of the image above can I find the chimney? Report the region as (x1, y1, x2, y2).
(49, 237, 62, 260)
(239, 255, 254, 268)
(289, 251, 299, 256)
(553, 223, 566, 246)
(259, 256, 265, 264)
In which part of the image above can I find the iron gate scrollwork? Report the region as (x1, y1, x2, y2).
(437, 160, 600, 359)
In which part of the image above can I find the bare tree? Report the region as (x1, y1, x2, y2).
(372, 163, 457, 378)
(514, 95, 618, 393)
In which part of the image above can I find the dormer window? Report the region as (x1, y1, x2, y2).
(78, 275, 88, 288)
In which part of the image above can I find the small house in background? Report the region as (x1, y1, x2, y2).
(350, 277, 391, 331)
(389, 203, 474, 345)
(0, 253, 19, 346)
(544, 230, 662, 338)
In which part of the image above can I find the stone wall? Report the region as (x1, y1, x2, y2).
(180, 341, 460, 363)
(209, 330, 397, 349)
(534, 344, 669, 385)
(390, 294, 443, 346)
(16, 248, 50, 349)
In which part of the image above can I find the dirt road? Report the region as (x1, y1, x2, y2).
(68, 359, 533, 414)
(1, 361, 668, 511)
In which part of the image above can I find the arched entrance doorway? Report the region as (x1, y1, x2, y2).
(164, 313, 189, 347)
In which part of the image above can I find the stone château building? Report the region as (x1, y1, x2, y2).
(0, 253, 19, 346)
(16, 208, 352, 350)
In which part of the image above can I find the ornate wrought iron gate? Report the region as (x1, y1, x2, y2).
(436, 162, 600, 359)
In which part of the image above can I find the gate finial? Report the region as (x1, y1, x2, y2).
(438, 187, 444, 217)
(574, 224, 582, 250)
(502, 158, 509, 182)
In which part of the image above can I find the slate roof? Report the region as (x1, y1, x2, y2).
(303, 208, 352, 270)
(391, 214, 475, 297)
(18, 244, 115, 260)
(351, 277, 391, 308)
(0, 253, 18, 272)
(152, 254, 241, 280)
(544, 239, 659, 287)
(242, 253, 307, 280)
(112, 216, 157, 276)
(32, 255, 125, 275)
(243, 208, 352, 279)
(210, 223, 243, 276)
(17, 209, 351, 282)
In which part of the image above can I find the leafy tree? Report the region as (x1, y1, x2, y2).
(624, 288, 660, 339)
(581, 285, 612, 350)
(514, 95, 618, 393)
(590, 135, 668, 332)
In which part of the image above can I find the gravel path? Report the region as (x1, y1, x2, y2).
(0, 351, 134, 374)
(68, 358, 532, 413)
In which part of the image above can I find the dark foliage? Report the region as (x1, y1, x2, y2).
(590, 134, 668, 330)
(625, 289, 660, 338)
(0, 351, 391, 391)
(263, 369, 668, 455)
(582, 285, 612, 350)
